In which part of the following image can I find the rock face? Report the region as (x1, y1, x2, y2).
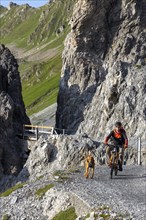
(20, 135, 97, 179)
(0, 44, 30, 177)
(56, 0, 146, 139)
(19, 134, 145, 182)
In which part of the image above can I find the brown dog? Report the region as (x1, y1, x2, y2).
(84, 153, 95, 179)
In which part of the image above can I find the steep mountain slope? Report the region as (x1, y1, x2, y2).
(56, 0, 146, 139)
(0, 0, 75, 115)
(0, 5, 7, 14)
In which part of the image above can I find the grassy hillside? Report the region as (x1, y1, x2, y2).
(0, 0, 75, 115)
(0, 5, 7, 14)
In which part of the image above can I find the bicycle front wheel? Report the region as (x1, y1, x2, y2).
(110, 158, 115, 179)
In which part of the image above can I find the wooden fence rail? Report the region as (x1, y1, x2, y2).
(23, 124, 57, 140)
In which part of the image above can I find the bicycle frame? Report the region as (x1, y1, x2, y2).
(107, 144, 120, 179)
(111, 146, 119, 165)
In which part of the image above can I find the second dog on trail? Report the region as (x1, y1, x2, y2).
(84, 151, 95, 179)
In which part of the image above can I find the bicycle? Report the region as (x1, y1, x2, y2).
(106, 144, 122, 179)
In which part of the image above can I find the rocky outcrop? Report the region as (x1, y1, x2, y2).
(0, 44, 30, 177)
(20, 135, 98, 179)
(19, 134, 145, 182)
(56, 0, 146, 139)
(8, 2, 18, 10)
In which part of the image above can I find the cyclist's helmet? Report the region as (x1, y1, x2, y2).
(115, 121, 122, 127)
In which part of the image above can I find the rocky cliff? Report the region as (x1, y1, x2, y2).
(0, 44, 30, 177)
(56, 0, 146, 139)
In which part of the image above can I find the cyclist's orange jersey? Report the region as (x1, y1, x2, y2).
(104, 128, 128, 146)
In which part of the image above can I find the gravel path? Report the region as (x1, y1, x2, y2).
(0, 165, 145, 219)
(62, 165, 146, 220)
(30, 103, 57, 126)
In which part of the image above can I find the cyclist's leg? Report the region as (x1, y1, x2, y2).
(119, 146, 124, 171)
(124, 148, 128, 165)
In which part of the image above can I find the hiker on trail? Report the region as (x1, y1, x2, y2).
(104, 121, 128, 171)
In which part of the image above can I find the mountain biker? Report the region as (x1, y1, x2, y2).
(104, 121, 128, 171)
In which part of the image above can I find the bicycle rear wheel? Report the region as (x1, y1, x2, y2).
(115, 167, 118, 176)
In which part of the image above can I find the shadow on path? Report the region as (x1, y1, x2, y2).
(113, 174, 146, 180)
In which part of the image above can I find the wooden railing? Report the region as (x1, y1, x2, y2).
(23, 124, 57, 140)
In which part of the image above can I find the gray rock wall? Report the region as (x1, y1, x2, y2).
(56, 0, 146, 139)
(20, 135, 96, 179)
(0, 44, 30, 177)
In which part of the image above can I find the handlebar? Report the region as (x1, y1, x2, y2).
(103, 143, 122, 148)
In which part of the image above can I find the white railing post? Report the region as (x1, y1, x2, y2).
(36, 127, 39, 140)
(51, 127, 54, 135)
(137, 137, 141, 165)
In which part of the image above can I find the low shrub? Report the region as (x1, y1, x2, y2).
(0, 182, 26, 197)
(52, 207, 77, 220)
(35, 183, 54, 198)
(2, 214, 9, 220)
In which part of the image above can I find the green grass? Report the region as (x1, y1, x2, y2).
(0, 182, 26, 197)
(0, 0, 75, 115)
(53, 170, 70, 182)
(68, 169, 81, 173)
(35, 175, 44, 181)
(135, 64, 141, 69)
(99, 214, 110, 219)
(2, 214, 9, 220)
(23, 72, 60, 107)
(83, 214, 90, 219)
(37, 0, 73, 44)
(52, 207, 77, 220)
(42, 34, 67, 51)
(53, 170, 64, 176)
(27, 87, 59, 115)
(0, 5, 7, 14)
(35, 183, 54, 198)
(21, 52, 62, 115)
(0, 0, 73, 48)
(53, 170, 72, 177)
(0, 7, 41, 48)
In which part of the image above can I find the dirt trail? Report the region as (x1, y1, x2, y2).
(30, 103, 57, 126)
(6, 41, 60, 62)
